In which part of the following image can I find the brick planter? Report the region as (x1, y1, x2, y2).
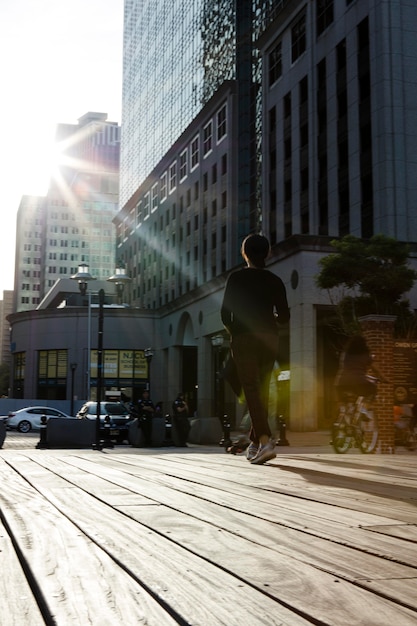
(359, 315, 396, 453)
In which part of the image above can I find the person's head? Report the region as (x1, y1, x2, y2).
(241, 234, 270, 268)
(142, 390, 149, 398)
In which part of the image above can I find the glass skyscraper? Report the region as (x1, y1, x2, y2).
(121, 1, 205, 208)
(120, 0, 258, 237)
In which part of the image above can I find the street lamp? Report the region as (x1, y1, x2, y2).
(71, 263, 95, 397)
(71, 263, 131, 450)
(71, 262, 94, 296)
(144, 347, 154, 393)
(70, 362, 77, 416)
(107, 263, 131, 304)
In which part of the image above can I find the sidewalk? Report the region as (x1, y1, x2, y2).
(226, 429, 333, 454)
(284, 429, 331, 447)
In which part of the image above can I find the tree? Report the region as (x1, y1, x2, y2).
(316, 234, 417, 335)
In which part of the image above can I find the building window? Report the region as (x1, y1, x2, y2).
(179, 149, 188, 181)
(269, 41, 282, 86)
(203, 120, 213, 156)
(216, 104, 227, 142)
(191, 136, 199, 170)
(221, 154, 227, 175)
(291, 11, 306, 63)
(316, 0, 334, 36)
(212, 163, 217, 185)
(136, 200, 142, 224)
(169, 161, 177, 192)
(151, 183, 158, 212)
(160, 172, 167, 201)
(143, 193, 150, 219)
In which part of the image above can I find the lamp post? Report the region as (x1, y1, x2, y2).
(144, 347, 154, 393)
(70, 362, 77, 416)
(211, 333, 230, 448)
(107, 263, 131, 305)
(70, 263, 94, 397)
(70, 263, 131, 450)
(211, 334, 225, 419)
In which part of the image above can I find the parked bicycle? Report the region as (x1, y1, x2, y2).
(332, 380, 379, 454)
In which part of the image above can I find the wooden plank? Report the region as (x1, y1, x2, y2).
(362, 523, 417, 541)
(0, 459, 180, 626)
(93, 452, 417, 540)
(0, 518, 45, 626)
(112, 451, 417, 524)
(0, 456, 311, 626)
(11, 454, 417, 626)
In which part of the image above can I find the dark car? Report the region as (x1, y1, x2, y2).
(76, 401, 131, 443)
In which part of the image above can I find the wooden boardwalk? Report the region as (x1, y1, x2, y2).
(1, 442, 417, 625)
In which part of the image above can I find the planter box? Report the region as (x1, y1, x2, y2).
(188, 417, 223, 445)
(45, 419, 96, 448)
(128, 417, 166, 448)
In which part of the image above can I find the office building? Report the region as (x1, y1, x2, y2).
(14, 113, 121, 313)
(0, 290, 13, 370)
(121, 0, 258, 244)
(113, 0, 417, 430)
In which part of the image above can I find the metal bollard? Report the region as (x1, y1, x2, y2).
(276, 415, 290, 446)
(36, 415, 48, 449)
(219, 414, 232, 449)
(102, 415, 114, 449)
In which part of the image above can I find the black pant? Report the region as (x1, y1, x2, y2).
(140, 415, 153, 446)
(172, 414, 190, 446)
(231, 332, 279, 444)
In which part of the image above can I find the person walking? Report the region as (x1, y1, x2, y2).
(172, 393, 190, 446)
(221, 234, 290, 465)
(137, 389, 155, 446)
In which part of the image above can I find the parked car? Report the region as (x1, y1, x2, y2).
(6, 406, 74, 433)
(76, 401, 131, 443)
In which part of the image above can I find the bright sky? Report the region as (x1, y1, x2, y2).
(0, 0, 124, 295)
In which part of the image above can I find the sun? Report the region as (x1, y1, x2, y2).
(18, 129, 64, 197)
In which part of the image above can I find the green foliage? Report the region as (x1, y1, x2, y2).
(316, 234, 417, 335)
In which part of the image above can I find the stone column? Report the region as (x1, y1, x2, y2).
(289, 302, 318, 431)
(359, 315, 396, 453)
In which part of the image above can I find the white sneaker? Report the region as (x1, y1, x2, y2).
(250, 439, 276, 465)
(246, 441, 259, 461)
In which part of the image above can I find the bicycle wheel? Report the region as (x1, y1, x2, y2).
(331, 414, 352, 453)
(406, 429, 417, 451)
(357, 413, 379, 453)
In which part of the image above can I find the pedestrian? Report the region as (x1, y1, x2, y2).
(137, 389, 155, 446)
(221, 234, 290, 465)
(334, 334, 387, 401)
(172, 393, 190, 446)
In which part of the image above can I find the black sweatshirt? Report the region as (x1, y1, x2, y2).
(221, 267, 290, 337)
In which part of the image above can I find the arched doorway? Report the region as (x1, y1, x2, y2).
(176, 313, 198, 416)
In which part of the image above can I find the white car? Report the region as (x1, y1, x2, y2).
(6, 406, 74, 433)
